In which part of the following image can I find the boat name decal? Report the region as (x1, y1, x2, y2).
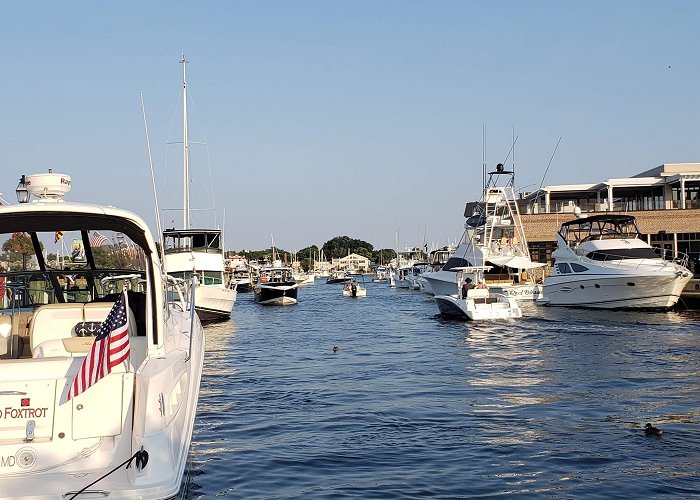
(1, 406, 50, 419)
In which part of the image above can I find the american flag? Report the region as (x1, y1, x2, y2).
(89, 231, 109, 247)
(67, 291, 131, 400)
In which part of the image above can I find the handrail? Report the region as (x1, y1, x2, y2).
(186, 277, 196, 362)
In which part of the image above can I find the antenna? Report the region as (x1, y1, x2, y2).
(500, 135, 518, 170)
(512, 124, 516, 184)
(482, 124, 486, 192)
(534, 136, 563, 211)
(140, 92, 165, 265)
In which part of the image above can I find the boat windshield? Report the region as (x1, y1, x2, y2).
(442, 257, 473, 272)
(0, 229, 147, 309)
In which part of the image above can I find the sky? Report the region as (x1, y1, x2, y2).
(1, 1, 699, 253)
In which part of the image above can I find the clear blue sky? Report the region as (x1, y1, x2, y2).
(2, 1, 698, 252)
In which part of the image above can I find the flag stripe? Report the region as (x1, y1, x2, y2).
(67, 291, 131, 400)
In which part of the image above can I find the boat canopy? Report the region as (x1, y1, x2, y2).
(559, 214, 641, 242)
(487, 255, 546, 269)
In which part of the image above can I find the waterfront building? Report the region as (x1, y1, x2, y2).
(331, 253, 371, 273)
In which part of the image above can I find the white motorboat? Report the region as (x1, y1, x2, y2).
(0, 171, 204, 498)
(434, 267, 522, 320)
(541, 213, 692, 309)
(162, 57, 237, 323)
(423, 164, 544, 299)
(342, 280, 367, 297)
(392, 247, 429, 289)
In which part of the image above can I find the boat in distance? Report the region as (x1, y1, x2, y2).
(0, 171, 205, 499)
(255, 266, 299, 305)
(540, 213, 692, 309)
(343, 280, 367, 297)
(162, 57, 236, 322)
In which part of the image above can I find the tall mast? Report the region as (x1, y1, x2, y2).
(181, 56, 190, 230)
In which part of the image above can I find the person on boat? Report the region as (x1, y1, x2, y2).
(461, 277, 475, 297)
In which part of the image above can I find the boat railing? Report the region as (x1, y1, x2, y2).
(165, 275, 191, 312)
(186, 278, 196, 361)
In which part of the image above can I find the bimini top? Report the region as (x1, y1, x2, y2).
(558, 214, 641, 243)
(560, 214, 637, 228)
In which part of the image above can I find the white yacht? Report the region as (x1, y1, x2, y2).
(393, 247, 429, 289)
(423, 164, 544, 299)
(162, 57, 236, 322)
(541, 213, 692, 309)
(434, 267, 522, 320)
(0, 171, 204, 498)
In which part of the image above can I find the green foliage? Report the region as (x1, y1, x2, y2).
(321, 236, 373, 260)
(2, 232, 42, 271)
(92, 247, 135, 269)
(372, 248, 396, 264)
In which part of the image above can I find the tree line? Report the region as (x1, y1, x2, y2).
(229, 235, 397, 271)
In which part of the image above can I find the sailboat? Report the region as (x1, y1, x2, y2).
(162, 57, 237, 322)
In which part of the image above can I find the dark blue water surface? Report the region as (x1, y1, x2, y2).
(186, 281, 700, 498)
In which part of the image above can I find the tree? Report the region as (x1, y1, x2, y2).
(372, 248, 396, 264)
(321, 236, 374, 260)
(2, 232, 41, 271)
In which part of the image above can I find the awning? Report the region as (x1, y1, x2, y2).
(486, 255, 545, 269)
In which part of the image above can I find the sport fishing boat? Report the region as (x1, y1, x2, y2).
(162, 57, 237, 323)
(541, 213, 692, 309)
(434, 267, 522, 320)
(0, 171, 205, 499)
(423, 164, 544, 299)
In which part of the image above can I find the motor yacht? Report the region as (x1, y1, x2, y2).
(541, 213, 692, 309)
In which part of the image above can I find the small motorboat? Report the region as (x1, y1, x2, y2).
(326, 271, 351, 284)
(343, 280, 367, 297)
(433, 267, 521, 320)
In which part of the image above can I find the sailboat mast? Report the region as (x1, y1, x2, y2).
(181, 56, 190, 230)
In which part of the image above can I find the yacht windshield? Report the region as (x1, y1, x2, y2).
(1, 229, 147, 309)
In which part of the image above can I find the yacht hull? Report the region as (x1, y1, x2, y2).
(543, 273, 691, 309)
(424, 272, 542, 300)
(195, 285, 237, 322)
(254, 282, 298, 305)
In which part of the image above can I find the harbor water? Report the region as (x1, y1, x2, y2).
(186, 281, 700, 498)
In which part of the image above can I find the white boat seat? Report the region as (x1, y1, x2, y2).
(30, 301, 140, 361)
(466, 288, 491, 299)
(29, 304, 85, 353)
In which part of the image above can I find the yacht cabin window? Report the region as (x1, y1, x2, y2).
(570, 263, 589, 273)
(556, 263, 572, 274)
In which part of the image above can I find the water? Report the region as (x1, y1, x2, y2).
(186, 281, 700, 498)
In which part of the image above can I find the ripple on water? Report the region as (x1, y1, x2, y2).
(187, 282, 700, 498)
